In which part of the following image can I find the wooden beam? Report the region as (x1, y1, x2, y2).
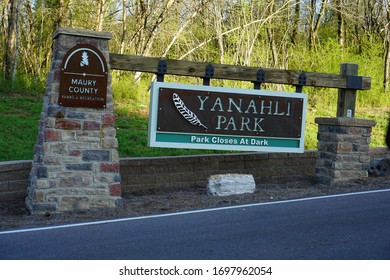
(337, 63, 358, 117)
(109, 53, 371, 90)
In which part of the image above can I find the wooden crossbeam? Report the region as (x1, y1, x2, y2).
(109, 53, 371, 90)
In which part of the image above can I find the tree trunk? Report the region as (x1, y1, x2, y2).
(308, 0, 326, 50)
(336, 0, 345, 48)
(161, 1, 207, 58)
(141, 0, 175, 56)
(266, 0, 278, 68)
(134, 0, 175, 82)
(3, 0, 19, 82)
(291, 0, 300, 45)
(214, 0, 225, 64)
(96, 0, 106, 31)
(308, 0, 315, 50)
(56, 0, 71, 28)
(385, 40, 390, 91)
(120, 0, 127, 54)
(384, 1, 390, 91)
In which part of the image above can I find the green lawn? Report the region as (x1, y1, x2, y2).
(0, 95, 42, 161)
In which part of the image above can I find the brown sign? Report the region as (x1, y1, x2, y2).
(156, 87, 304, 138)
(59, 44, 108, 108)
(149, 82, 307, 153)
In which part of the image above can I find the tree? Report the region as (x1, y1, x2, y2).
(266, 0, 279, 67)
(0, 0, 389, 98)
(291, 0, 301, 45)
(212, 0, 225, 64)
(382, 0, 390, 90)
(161, 0, 209, 58)
(3, 0, 20, 81)
(308, 0, 327, 50)
(335, 0, 346, 48)
(120, 0, 127, 54)
(96, 0, 106, 31)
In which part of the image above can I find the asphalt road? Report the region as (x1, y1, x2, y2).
(1, 189, 390, 260)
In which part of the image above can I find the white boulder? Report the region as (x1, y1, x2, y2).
(207, 174, 256, 197)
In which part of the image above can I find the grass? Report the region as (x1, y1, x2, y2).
(0, 76, 388, 162)
(0, 94, 42, 161)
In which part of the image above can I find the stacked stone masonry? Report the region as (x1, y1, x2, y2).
(120, 151, 317, 193)
(315, 117, 377, 185)
(1, 148, 389, 202)
(26, 28, 122, 213)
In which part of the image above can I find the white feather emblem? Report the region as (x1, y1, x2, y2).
(172, 93, 208, 129)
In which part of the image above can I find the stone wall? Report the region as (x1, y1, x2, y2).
(315, 117, 377, 185)
(120, 151, 317, 194)
(2, 148, 388, 201)
(0, 161, 32, 201)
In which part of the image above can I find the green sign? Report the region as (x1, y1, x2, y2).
(148, 82, 307, 153)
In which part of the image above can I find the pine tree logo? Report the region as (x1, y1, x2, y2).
(80, 51, 89, 67)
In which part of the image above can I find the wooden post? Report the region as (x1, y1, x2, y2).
(337, 63, 358, 118)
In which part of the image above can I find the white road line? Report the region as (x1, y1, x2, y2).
(1, 188, 390, 235)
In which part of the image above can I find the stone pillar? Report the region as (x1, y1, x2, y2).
(26, 28, 122, 214)
(315, 117, 376, 185)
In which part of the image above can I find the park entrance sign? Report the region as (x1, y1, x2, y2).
(59, 44, 108, 108)
(148, 82, 307, 153)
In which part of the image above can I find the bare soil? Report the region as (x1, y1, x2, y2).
(1, 175, 389, 232)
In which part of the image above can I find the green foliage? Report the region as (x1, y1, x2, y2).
(288, 38, 390, 109)
(111, 73, 143, 102)
(0, 73, 45, 96)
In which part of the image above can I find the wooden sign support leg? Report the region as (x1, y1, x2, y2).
(337, 63, 358, 118)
